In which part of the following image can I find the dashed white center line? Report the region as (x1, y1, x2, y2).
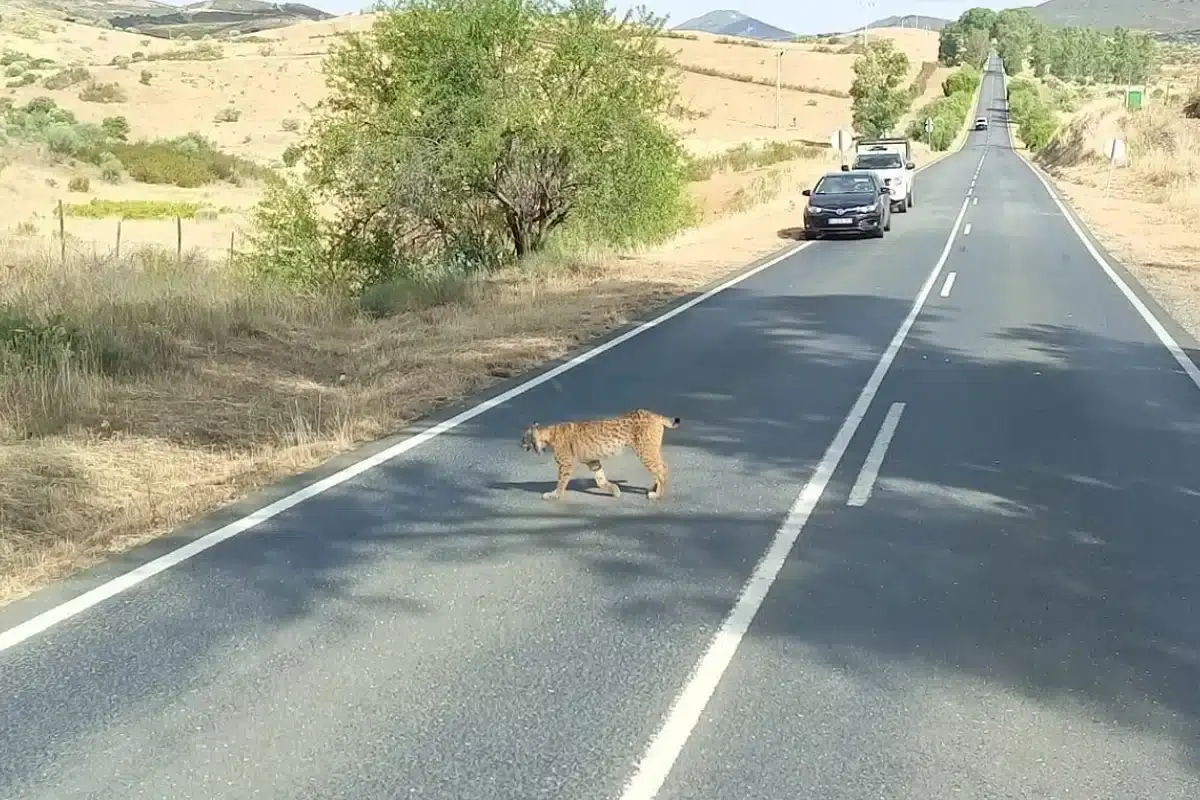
(964, 222, 972, 236)
(847, 402, 906, 507)
(940, 271, 957, 297)
(973, 197, 979, 205)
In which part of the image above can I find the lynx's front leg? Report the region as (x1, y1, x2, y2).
(543, 456, 574, 500)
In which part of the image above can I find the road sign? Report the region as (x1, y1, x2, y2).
(830, 127, 854, 153)
(923, 117, 934, 134)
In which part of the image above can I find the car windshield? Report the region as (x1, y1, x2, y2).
(814, 174, 876, 194)
(854, 153, 903, 169)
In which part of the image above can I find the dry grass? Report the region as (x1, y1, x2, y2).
(1033, 93, 1200, 341)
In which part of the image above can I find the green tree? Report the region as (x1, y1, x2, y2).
(245, 0, 693, 292)
(963, 27, 991, 67)
(850, 38, 912, 138)
(938, 20, 965, 66)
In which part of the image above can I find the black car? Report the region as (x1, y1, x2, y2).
(802, 170, 892, 240)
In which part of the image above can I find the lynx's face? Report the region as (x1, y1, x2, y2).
(521, 424, 545, 454)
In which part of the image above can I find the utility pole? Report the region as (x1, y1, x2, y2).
(775, 49, 783, 129)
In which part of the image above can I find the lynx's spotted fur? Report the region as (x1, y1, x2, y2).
(521, 409, 681, 501)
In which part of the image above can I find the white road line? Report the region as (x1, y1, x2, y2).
(846, 402, 906, 507)
(617, 192, 973, 800)
(964, 223, 972, 236)
(0, 121, 976, 656)
(940, 271, 957, 297)
(973, 197, 979, 205)
(1018, 155, 1200, 392)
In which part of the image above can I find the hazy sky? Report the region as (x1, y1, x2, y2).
(158, 1, 1034, 36)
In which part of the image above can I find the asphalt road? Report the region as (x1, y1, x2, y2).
(3, 57, 1200, 800)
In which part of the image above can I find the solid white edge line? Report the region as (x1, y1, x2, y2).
(846, 402, 906, 507)
(617, 192, 973, 800)
(940, 271, 957, 298)
(0, 125, 968, 655)
(1004, 77, 1200, 391)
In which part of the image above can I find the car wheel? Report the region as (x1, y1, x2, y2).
(907, 191, 914, 209)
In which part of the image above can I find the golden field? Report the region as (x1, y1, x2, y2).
(0, 5, 954, 605)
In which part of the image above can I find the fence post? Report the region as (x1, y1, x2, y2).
(176, 216, 182, 265)
(58, 199, 65, 266)
(228, 230, 235, 266)
(115, 218, 122, 260)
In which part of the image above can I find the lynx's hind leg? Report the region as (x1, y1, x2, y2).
(633, 440, 669, 501)
(586, 459, 621, 498)
(543, 455, 574, 500)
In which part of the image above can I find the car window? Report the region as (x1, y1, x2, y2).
(854, 153, 903, 169)
(814, 174, 876, 194)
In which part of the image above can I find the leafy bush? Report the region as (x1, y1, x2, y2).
(139, 69, 153, 85)
(146, 43, 223, 61)
(90, 134, 269, 187)
(942, 64, 980, 97)
(906, 67, 980, 151)
(101, 115, 130, 141)
(43, 66, 91, 90)
(214, 106, 240, 123)
(67, 175, 90, 192)
(78, 80, 128, 103)
(1007, 79, 1058, 151)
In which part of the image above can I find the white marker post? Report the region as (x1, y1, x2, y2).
(830, 127, 854, 170)
(1104, 137, 1126, 192)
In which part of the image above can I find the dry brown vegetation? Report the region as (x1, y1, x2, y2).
(1032, 83, 1200, 343)
(0, 9, 951, 606)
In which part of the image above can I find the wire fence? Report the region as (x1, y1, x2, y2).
(2, 201, 248, 269)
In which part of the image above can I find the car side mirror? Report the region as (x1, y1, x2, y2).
(905, 162, 915, 170)
(801, 189, 812, 196)
(839, 164, 849, 172)
(879, 187, 889, 195)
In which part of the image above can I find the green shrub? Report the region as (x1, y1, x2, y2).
(1007, 80, 1058, 152)
(67, 175, 89, 192)
(42, 66, 90, 90)
(83, 133, 268, 187)
(62, 198, 203, 219)
(214, 106, 241, 123)
(942, 64, 980, 97)
(99, 153, 124, 183)
(139, 69, 153, 85)
(79, 80, 128, 103)
(101, 115, 130, 141)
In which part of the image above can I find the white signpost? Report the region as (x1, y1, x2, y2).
(1104, 137, 1126, 190)
(924, 117, 935, 135)
(831, 127, 854, 168)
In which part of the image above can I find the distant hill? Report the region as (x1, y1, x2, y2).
(672, 9, 795, 41)
(10, 0, 335, 38)
(865, 14, 950, 32)
(1029, 0, 1200, 33)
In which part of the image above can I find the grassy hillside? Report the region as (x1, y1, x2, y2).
(867, 14, 950, 32)
(1031, 0, 1200, 33)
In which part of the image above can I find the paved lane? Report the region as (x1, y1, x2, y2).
(1, 69, 989, 800)
(648, 57, 1200, 800)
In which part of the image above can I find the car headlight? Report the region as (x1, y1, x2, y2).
(851, 205, 875, 213)
(806, 206, 825, 214)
